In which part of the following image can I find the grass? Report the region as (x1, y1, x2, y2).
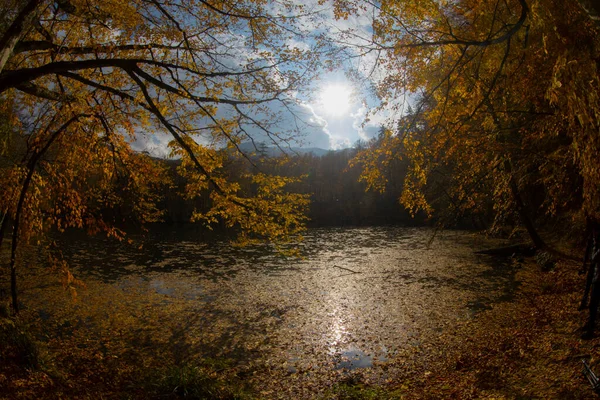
(146, 359, 254, 399)
(327, 381, 405, 400)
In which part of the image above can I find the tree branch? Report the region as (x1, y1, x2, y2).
(127, 69, 231, 200)
(16, 82, 76, 102)
(13, 41, 191, 55)
(10, 112, 90, 313)
(0, 0, 43, 73)
(377, 0, 529, 50)
(0, 58, 287, 107)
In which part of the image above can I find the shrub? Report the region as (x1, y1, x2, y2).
(0, 318, 40, 368)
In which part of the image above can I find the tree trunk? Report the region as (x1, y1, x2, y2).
(10, 167, 35, 313)
(8, 114, 85, 313)
(0, 212, 7, 309)
(504, 160, 547, 249)
(0, 0, 42, 74)
(0, 211, 6, 249)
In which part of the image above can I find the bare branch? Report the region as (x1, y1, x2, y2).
(16, 81, 76, 102)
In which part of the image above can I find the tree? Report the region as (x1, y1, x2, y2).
(339, 0, 600, 245)
(0, 0, 321, 312)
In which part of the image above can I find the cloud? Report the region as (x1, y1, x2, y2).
(285, 38, 311, 52)
(129, 93, 335, 157)
(232, 99, 333, 150)
(129, 130, 173, 158)
(126, 1, 402, 155)
(351, 103, 392, 142)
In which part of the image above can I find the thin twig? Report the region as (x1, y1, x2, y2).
(333, 265, 360, 274)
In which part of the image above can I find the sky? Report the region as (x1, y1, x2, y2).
(131, 77, 386, 157)
(129, 1, 404, 157)
(275, 1, 404, 151)
(262, 2, 392, 151)
(299, 71, 384, 150)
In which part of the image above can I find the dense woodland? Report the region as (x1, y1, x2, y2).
(157, 144, 417, 227)
(2, 0, 600, 398)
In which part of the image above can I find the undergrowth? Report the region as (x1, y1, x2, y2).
(0, 317, 40, 369)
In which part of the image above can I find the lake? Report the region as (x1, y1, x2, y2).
(20, 225, 517, 396)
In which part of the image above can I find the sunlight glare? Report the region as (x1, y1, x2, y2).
(320, 84, 352, 116)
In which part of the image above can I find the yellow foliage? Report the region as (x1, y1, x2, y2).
(344, 0, 600, 226)
(0, 0, 320, 276)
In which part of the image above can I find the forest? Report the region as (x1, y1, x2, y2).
(157, 143, 416, 227)
(2, 0, 600, 398)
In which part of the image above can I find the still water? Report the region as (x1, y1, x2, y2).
(47, 225, 516, 374)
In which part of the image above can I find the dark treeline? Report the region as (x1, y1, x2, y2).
(157, 143, 422, 228)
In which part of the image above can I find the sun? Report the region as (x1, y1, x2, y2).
(319, 84, 352, 116)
